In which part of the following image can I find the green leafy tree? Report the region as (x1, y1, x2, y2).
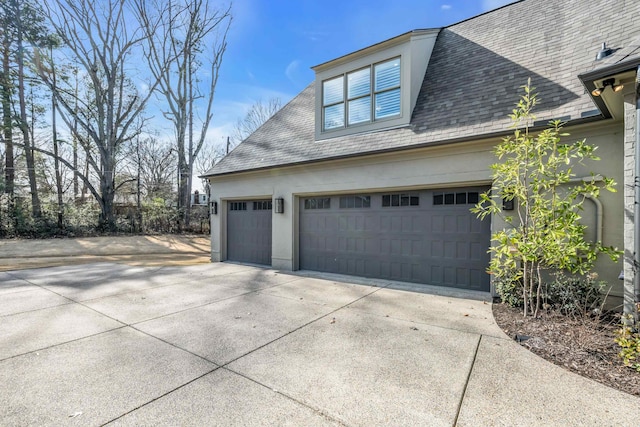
(1, 0, 55, 220)
(472, 80, 620, 317)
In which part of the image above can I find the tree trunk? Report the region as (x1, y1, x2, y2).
(185, 48, 194, 228)
(99, 157, 116, 231)
(136, 136, 142, 232)
(51, 47, 63, 229)
(15, 2, 41, 218)
(72, 67, 79, 201)
(522, 261, 528, 317)
(1, 29, 14, 199)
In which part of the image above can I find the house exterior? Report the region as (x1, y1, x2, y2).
(191, 190, 208, 206)
(203, 0, 640, 314)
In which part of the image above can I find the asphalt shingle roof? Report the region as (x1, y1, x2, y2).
(206, 0, 640, 177)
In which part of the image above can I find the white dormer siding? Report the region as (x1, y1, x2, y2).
(312, 29, 439, 141)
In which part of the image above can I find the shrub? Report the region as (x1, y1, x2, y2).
(616, 315, 640, 372)
(472, 80, 620, 317)
(543, 272, 607, 317)
(494, 275, 524, 308)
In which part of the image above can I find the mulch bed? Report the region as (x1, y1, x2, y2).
(492, 303, 640, 397)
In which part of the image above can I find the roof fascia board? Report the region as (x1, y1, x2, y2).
(579, 57, 640, 81)
(578, 57, 640, 119)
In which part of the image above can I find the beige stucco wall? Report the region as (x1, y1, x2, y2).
(487, 121, 625, 299)
(208, 120, 625, 297)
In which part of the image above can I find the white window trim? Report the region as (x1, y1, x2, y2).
(313, 30, 439, 141)
(321, 57, 402, 133)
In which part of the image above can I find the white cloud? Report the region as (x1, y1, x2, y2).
(285, 60, 301, 85)
(302, 30, 330, 42)
(481, 0, 514, 11)
(441, 4, 452, 10)
(139, 82, 150, 95)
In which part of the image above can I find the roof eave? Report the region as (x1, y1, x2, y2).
(204, 114, 608, 179)
(578, 57, 640, 118)
(311, 29, 440, 72)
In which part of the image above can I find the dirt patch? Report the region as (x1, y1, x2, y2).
(0, 235, 211, 271)
(493, 303, 640, 396)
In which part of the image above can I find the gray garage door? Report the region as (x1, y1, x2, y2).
(227, 200, 272, 265)
(299, 188, 491, 291)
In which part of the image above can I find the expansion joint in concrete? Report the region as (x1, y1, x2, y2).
(453, 334, 483, 426)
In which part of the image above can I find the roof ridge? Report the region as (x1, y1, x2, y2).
(444, 0, 525, 29)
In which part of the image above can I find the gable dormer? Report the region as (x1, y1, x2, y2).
(312, 29, 439, 141)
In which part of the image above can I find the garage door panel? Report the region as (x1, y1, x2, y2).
(457, 215, 470, 233)
(470, 217, 483, 233)
(469, 269, 483, 290)
(444, 216, 457, 233)
(456, 241, 469, 259)
(431, 215, 443, 232)
(299, 188, 490, 291)
(227, 200, 272, 265)
(470, 242, 482, 261)
(365, 216, 376, 231)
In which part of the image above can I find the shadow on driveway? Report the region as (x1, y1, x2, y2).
(1, 262, 639, 426)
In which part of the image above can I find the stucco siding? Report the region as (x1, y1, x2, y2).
(209, 121, 625, 296)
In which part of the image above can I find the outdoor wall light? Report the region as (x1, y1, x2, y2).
(274, 197, 284, 214)
(591, 78, 623, 97)
(502, 198, 514, 211)
(210, 201, 218, 215)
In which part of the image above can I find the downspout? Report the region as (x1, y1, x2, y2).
(568, 175, 603, 243)
(635, 64, 640, 322)
(585, 196, 603, 243)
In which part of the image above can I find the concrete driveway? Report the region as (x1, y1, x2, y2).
(1, 263, 639, 426)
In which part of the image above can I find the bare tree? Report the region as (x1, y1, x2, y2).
(194, 139, 225, 196)
(37, 0, 163, 230)
(135, 0, 231, 228)
(231, 97, 282, 148)
(195, 98, 282, 198)
(132, 137, 176, 200)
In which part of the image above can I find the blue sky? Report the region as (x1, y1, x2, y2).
(205, 0, 515, 146)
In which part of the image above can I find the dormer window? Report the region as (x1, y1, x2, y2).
(313, 30, 439, 140)
(373, 58, 401, 119)
(322, 57, 401, 132)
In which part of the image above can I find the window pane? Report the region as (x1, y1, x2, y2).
(348, 96, 371, 125)
(444, 193, 454, 205)
(468, 192, 479, 204)
(339, 197, 347, 208)
(382, 195, 390, 207)
(391, 194, 400, 206)
(375, 89, 400, 119)
(348, 68, 370, 99)
(374, 58, 400, 92)
(347, 196, 355, 208)
(433, 194, 443, 205)
(323, 76, 344, 105)
(410, 196, 419, 206)
(456, 193, 467, 204)
(324, 104, 344, 129)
